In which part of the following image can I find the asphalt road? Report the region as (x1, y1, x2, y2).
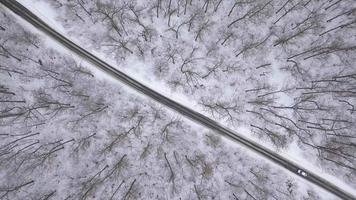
(1, 0, 354, 199)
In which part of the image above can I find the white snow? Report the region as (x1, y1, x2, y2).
(12, 0, 356, 198)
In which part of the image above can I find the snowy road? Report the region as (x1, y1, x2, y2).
(1, 0, 354, 199)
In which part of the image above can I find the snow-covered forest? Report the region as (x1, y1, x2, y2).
(1, 0, 355, 199)
(0, 6, 333, 199)
(30, 0, 356, 189)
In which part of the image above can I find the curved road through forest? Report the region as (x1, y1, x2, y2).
(0, 0, 354, 199)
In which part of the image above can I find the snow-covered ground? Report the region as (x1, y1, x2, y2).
(6, 0, 356, 198)
(0, 5, 340, 199)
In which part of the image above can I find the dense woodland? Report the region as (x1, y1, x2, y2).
(0, 6, 332, 199)
(41, 0, 356, 188)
